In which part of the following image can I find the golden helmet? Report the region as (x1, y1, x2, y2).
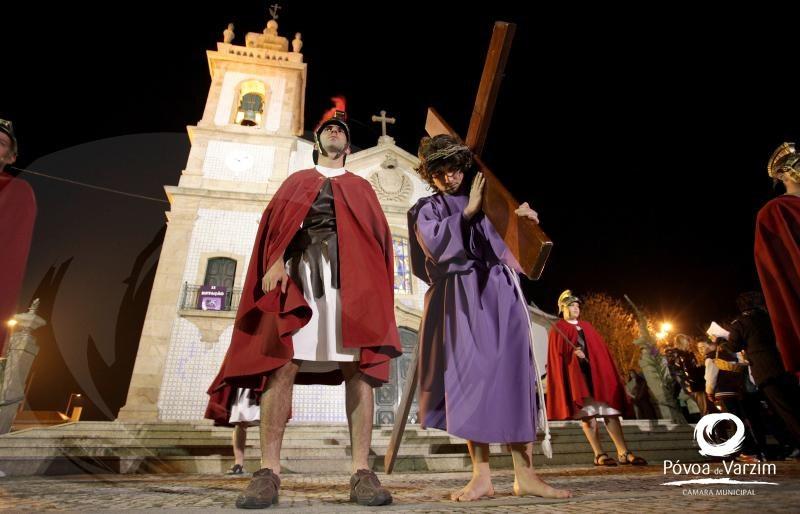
(557, 289, 580, 314)
(767, 142, 800, 183)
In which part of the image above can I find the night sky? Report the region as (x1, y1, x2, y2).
(3, 4, 797, 416)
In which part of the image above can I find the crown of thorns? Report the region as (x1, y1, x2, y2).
(422, 144, 471, 164)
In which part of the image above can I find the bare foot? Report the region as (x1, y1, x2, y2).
(513, 470, 572, 499)
(450, 474, 495, 502)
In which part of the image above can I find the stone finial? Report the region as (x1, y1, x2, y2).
(0, 298, 45, 434)
(223, 23, 235, 44)
(11, 299, 46, 336)
(292, 32, 303, 53)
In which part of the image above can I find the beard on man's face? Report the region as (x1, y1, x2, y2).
(322, 141, 347, 157)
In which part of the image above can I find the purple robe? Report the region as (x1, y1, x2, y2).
(408, 192, 538, 443)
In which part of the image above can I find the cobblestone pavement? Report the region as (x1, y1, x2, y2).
(0, 462, 797, 512)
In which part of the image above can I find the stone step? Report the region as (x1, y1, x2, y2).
(0, 435, 696, 458)
(3, 423, 693, 439)
(0, 430, 697, 452)
(0, 420, 701, 476)
(0, 444, 701, 477)
(0, 430, 693, 451)
(8, 420, 690, 433)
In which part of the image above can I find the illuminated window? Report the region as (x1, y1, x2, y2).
(393, 237, 412, 294)
(234, 80, 267, 127)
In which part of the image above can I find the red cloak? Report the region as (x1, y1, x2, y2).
(754, 194, 800, 374)
(205, 168, 402, 425)
(0, 171, 36, 354)
(546, 319, 628, 420)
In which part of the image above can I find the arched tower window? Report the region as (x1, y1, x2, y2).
(234, 80, 268, 127)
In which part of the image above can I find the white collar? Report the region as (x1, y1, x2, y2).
(566, 319, 579, 325)
(315, 165, 346, 178)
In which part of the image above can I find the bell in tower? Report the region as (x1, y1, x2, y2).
(237, 92, 264, 127)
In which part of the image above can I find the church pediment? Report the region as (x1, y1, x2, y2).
(348, 143, 418, 168)
(347, 144, 432, 207)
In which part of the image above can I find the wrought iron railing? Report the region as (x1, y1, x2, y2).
(179, 283, 242, 312)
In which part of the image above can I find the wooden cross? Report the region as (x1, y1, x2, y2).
(371, 110, 396, 137)
(384, 21, 553, 474)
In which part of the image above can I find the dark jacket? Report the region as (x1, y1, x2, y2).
(723, 308, 786, 386)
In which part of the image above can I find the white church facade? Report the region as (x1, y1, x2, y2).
(118, 18, 554, 425)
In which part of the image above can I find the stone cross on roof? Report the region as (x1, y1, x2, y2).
(371, 110, 396, 145)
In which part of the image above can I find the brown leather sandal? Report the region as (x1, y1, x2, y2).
(593, 453, 618, 466)
(618, 451, 647, 466)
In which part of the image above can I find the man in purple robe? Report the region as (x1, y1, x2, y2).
(407, 134, 571, 501)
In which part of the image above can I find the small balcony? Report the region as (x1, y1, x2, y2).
(178, 283, 242, 315)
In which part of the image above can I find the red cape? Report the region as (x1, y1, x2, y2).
(546, 319, 628, 420)
(0, 172, 36, 354)
(205, 168, 402, 425)
(755, 194, 800, 374)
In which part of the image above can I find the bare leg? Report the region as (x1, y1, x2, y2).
(233, 423, 247, 466)
(450, 441, 494, 501)
(580, 417, 606, 459)
(259, 360, 300, 475)
(604, 416, 631, 458)
(510, 443, 572, 498)
(341, 362, 373, 472)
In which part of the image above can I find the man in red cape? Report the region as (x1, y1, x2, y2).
(0, 119, 36, 355)
(757, 142, 800, 375)
(206, 111, 401, 508)
(546, 290, 646, 467)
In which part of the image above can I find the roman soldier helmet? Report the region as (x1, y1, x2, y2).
(315, 110, 350, 144)
(313, 110, 351, 164)
(557, 289, 580, 315)
(0, 119, 18, 154)
(767, 142, 800, 184)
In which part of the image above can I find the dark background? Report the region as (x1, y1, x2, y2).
(2, 3, 795, 418)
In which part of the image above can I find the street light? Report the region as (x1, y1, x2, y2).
(660, 322, 673, 333)
(59, 393, 84, 422)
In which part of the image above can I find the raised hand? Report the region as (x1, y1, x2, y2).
(463, 172, 485, 220)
